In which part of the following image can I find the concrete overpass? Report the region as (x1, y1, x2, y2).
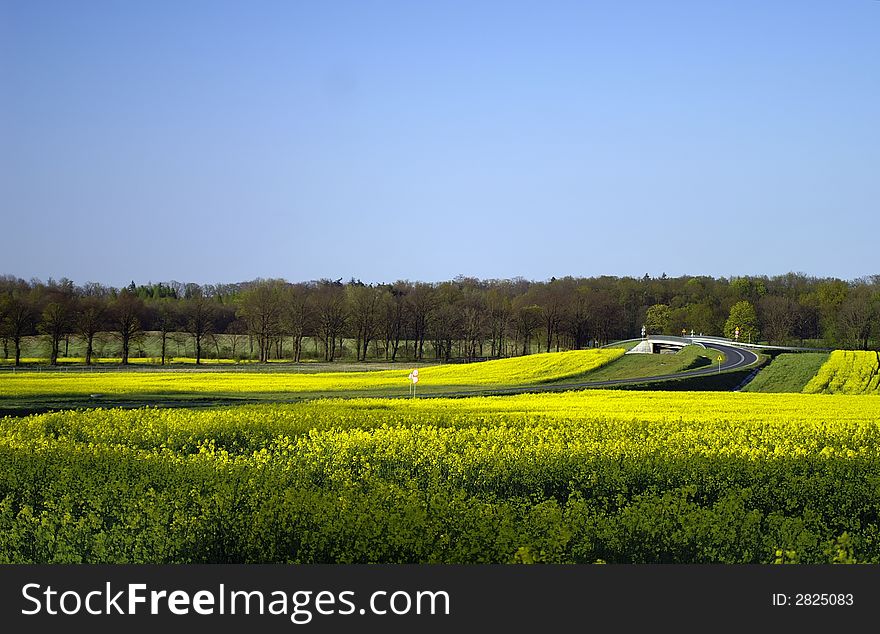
(622, 335, 829, 355)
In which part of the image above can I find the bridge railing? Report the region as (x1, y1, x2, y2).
(689, 336, 829, 352)
(608, 336, 828, 353)
(646, 335, 706, 349)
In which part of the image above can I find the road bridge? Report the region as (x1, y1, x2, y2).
(621, 335, 829, 355)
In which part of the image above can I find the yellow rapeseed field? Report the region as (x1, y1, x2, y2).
(0, 348, 624, 397)
(3, 389, 880, 563)
(804, 350, 880, 395)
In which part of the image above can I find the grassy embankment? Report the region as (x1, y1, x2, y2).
(743, 353, 830, 393)
(570, 344, 717, 382)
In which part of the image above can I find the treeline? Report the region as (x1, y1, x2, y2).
(1, 273, 878, 366)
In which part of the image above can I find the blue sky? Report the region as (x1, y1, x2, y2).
(2, 0, 878, 287)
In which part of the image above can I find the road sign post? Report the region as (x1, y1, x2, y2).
(408, 369, 419, 398)
(717, 355, 723, 374)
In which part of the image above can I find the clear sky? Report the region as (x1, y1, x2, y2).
(2, 0, 878, 287)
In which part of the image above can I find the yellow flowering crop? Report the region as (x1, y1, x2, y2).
(2, 389, 880, 563)
(0, 349, 624, 398)
(804, 350, 880, 395)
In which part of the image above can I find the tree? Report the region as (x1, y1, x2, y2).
(40, 298, 73, 365)
(0, 295, 6, 360)
(347, 283, 383, 361)
(77, 296, 107, 365)
(406, 283, 435, 360)
(730, 276, 767, 304)
(225, 319, 248, 360)
(793, 292, 821, 342)
(564, 285, 592, 349)
(148, 299, 179, 365)
(816, 279, 849, 346)
(687, 302, 718, 336)
(459, 290, 487, 359)
(5, 271, 880, 368)
(837, 286, 877, 350)
(644, 303, 672, 336)
(238, 280, 284, 362)
(486, 286, 513, 357)
(429, 300, 460, 361)
(182, 292, 215, 365)
(759, 296, 796, 345)
(314, 280, 347, 361)
(724, 300, 759, 342)
(534, 281, 568, 353)
(109, 290, 145, 364)
(382, 283, 408, 361)
(282, 283, 312, 363)
(587, 290, 624, 345)
(512, 301, 542, 355)
(0, 286, 36, 366)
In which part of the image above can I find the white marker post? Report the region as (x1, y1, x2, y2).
(408, 368, 419, 398)
(717, 355, 723, 374)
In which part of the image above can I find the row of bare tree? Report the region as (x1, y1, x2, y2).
(1, 273, 878, 366)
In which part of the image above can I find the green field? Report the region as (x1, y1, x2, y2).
(743, 353, 830, 393)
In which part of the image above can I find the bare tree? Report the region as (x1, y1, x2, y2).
(0, 285, 36, 366)
(238, 280, 284, 362)
(39, 280, 75, 365)
(0, 295, 7, 360)
(282, 283, 312, 363)
(109, 290, 145, 364)
(225, 319, 248, 360)
(486, 287, 513, 358)
(382, 283, 408, 361)
(513, 301, 542, 355)
(460, 292, 487, 359)
(314, 280, 347, 361)
(77, 295, 107, 365)
(406, 283, 435, 360)
(182, 292, 215, 365)
(148, 299, 179, 365)
(533, 281, 568, 353)
(347, 283, 383, 361)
